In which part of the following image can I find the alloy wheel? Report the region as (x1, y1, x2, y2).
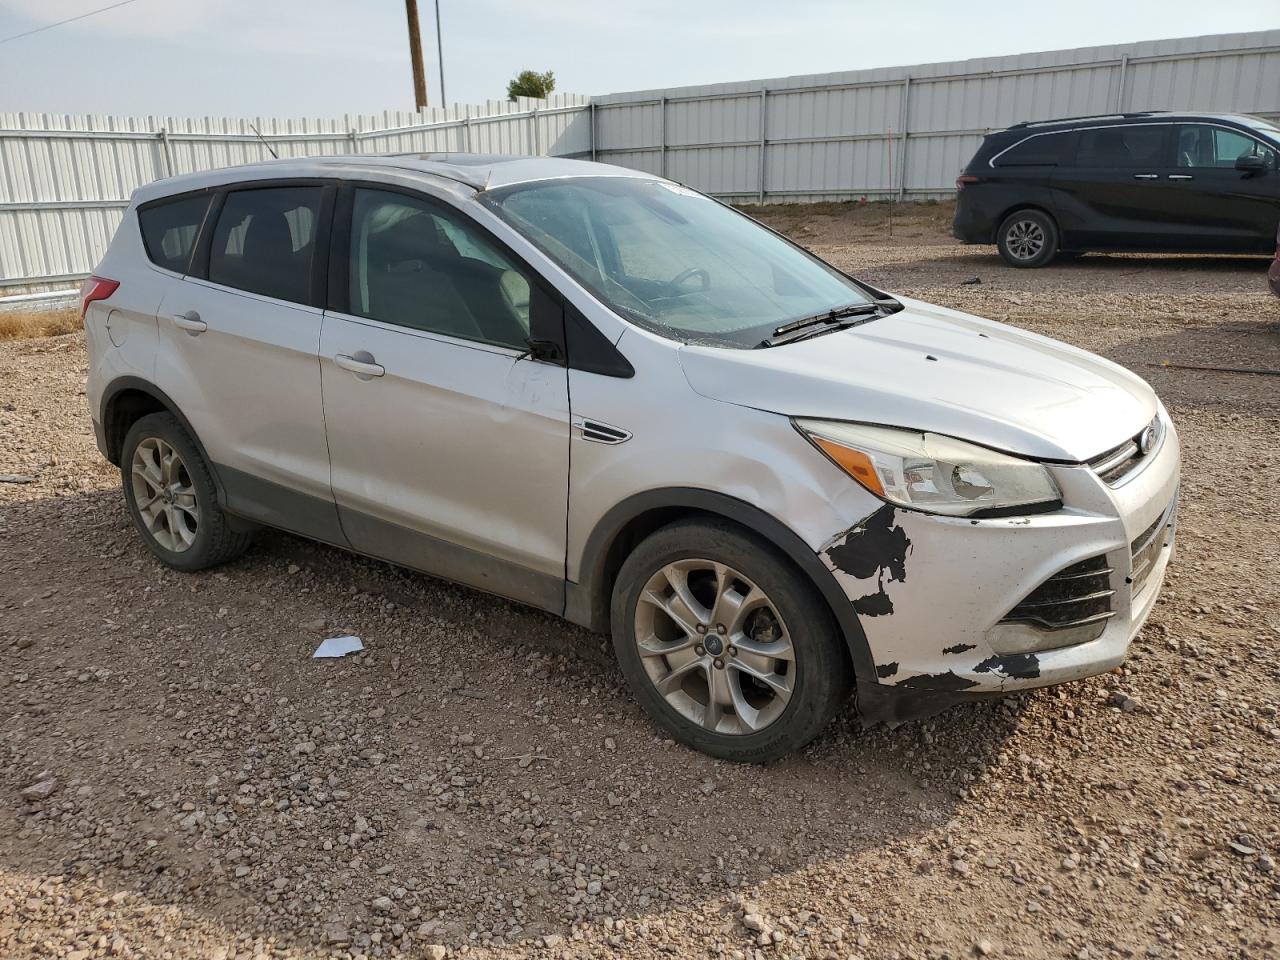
(1005, 219, 1046, 261)
(633, 559, 795, 735)
(130, 436, 199, 552)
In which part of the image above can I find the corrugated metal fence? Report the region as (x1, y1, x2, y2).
(590, 28, 1280, 203)
(0, 94, 591, 291)
(4, 29, 1280, 290)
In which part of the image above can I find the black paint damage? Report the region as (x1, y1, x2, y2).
(894, 670, 979, 692)
(942, 643, 976, 655)
(974, 653, 1041, 680)
(825, 505, 912, 617)
(875, 661, 900, 679)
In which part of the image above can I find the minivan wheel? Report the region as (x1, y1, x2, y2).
(121, 412, 253, 571)
(611, 519, 851, 762)
(996, 209, 1059, 267)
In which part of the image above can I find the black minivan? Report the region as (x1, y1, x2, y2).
(953, 112, 1280, 267)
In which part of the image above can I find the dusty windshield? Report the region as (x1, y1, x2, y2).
(480, 177, 875, 348)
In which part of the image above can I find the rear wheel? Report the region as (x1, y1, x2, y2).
(121, 413, 253, 571)
(996, 209, 1059, 267)
(611, 519, 851, 762)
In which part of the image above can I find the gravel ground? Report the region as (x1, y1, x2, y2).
(2, 207, 1278, 960)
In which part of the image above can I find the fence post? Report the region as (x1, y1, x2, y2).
(590, 102, 597, 160)
(348, 129, 360, 154)
(463, 106, 472, 151)
(659, 97, 667, 178)
(1114, 56, 1130, 112)
(530, 107, 539, 155)
(158, 127, 173, 177)
(897, 76, 911, 201)
(757, 87, 767, 203)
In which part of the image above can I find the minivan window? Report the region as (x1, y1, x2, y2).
(1076, 125, 1168, 169)
(993, 132, 1074, 166)
(138, 194, 210, 273)
(481, 177, 875, 348)
(208, 187, 323, 304)
(347, 188, 531, 349)
(1176, 124, 1278, 170)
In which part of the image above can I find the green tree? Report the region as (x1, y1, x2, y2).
(507, 69, 556, 101)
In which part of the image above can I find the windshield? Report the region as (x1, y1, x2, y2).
(480, 177, 876, 348)
(1237, 114, 1280, 143)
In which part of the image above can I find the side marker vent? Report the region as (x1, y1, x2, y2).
(574, 417, 631, 445)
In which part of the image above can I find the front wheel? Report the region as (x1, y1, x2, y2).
(610, 519, 851, 762)
(996, 209, 1059, 267)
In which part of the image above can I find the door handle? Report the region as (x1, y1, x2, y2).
(335, 352, 385, 379)
(172, 310, 206, 334)
(1167, 174, 1194, 181)
(1132, 173, 1159, 180)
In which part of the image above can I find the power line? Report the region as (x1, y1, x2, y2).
(0, 0, 144, 46)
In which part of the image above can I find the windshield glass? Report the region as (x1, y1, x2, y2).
(480, 177, 875, 348)
(1238, 115, 1280, 143)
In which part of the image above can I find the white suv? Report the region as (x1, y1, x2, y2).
(83, 155, 1179, 761)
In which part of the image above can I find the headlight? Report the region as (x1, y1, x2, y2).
(796, 419, 1061, 517)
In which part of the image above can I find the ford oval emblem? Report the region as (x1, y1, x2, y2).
(1137, 422, 1157, 456)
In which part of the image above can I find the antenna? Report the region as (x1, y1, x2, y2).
(249, 122, 279, 160)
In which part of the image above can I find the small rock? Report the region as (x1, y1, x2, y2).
(423, 946, 447, 960)
(742, 913, 765, 932)
(976, 940, 994, 957)
(20, 776, 59, 802)
(371, 895, 394, 913)
(540, 934, 563, 948)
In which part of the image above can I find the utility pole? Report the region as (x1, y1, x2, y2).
(434, 0, 446, 106)
(404, 0, 428, 111)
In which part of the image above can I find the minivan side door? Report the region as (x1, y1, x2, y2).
(1164, 123, 1280, 253)
(155, 182, 345, 544)
(1050, 123, 1176, 249)
(319, 185, 571, 611)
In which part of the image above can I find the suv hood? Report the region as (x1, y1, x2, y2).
(678, 296, 1156, 462)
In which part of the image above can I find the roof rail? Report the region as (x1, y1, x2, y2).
(1008, 111, 1161, 130)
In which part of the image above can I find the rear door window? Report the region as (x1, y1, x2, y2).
(207, 186, 324, 304)
(993, 131, 1075, 166)
(138, 194, 210, 273)
(1076, 125, 1170, 169)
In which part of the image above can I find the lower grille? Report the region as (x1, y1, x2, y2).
(999, 555, 1116, 631)
(1130, 499, 1176, 597)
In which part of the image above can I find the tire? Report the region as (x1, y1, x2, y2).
(120, 412, 253, 572)
(996, 209, 1059, 267)
(610, 518, 851, 763)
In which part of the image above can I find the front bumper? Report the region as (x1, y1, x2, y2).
(822, 415, 1180, 716)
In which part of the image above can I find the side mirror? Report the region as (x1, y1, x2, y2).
(1235, 154, 1267, 176)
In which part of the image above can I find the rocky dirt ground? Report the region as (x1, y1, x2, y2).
(1, 203, 1278, 960)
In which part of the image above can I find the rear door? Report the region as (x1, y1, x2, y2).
(1165, 123, 1280, 252)
(319, 185, 571, 611)
(155, 182, 345, 543)
(1050, 123, 1175, 249)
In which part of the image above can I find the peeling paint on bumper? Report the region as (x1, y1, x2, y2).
(823, 415, 1181, 717)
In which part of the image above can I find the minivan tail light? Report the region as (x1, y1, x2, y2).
(80, 276, 120, 321)
(956, 175, 980, 190)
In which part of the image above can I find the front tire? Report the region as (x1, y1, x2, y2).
(996, 209, 1059, 267)
(611, 519, 851, 762)
(121, 412, 253, 571)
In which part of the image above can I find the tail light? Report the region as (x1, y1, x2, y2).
(79, 276, 120, 322)
(956, 175, 980, 190)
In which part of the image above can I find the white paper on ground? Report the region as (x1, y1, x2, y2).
(312, 635, 364, 658)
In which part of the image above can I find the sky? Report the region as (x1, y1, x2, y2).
(0, 0, 1276, 118)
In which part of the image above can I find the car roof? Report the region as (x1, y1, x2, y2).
(997, 111, 1269, 136)
(133, 153, 660, 204)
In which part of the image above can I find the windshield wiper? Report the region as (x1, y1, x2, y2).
(759, 299, 900, 348)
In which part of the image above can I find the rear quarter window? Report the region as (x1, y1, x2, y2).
(992, 131, 1076, 167)
(138, 194, 211, 273)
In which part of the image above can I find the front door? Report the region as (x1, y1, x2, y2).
(320, 185, 571, 611)
(1164, 124, 1280, 253)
